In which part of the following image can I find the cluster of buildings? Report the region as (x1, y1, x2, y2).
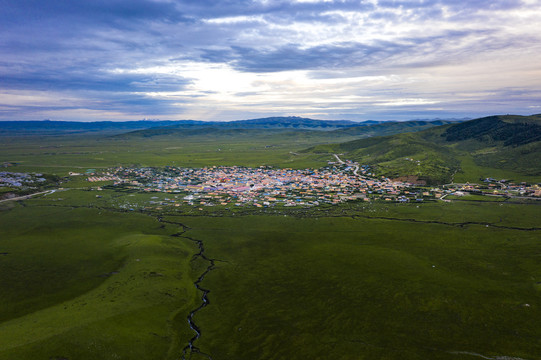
(445, 179, 541, 198)
(87, 175, 118, 182)
(105, 163, 422, 208)
(91, 160, 541, 209)
(0, 172, 46, 188)
(3, 160, 540, 209)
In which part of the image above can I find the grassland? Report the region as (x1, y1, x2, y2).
(174, 209, 541, 360)
(0, 204, 201, 360)
(0, 133, 330, 176)
(0, 119, 461, 176)
(2, 187, 539, 359)
(1, 121, 540, 360)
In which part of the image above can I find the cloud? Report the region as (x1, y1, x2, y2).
(0, 0, 540, 120)
(0, 0, 186, 27)
(0, 67, 189, 93)
(197, 28, 527, 73)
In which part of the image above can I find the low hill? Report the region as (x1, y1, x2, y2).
(113, 126, 305, 139)
(0, 120, 208, 136)
(308, 131, 460, 184)
(113, 119, 453, 140)
(328, 120, 456, 137)
(0, 117, 362, 136)
(117, 116, 362, 134)
(304, 114, 541, 184)
(442, 114, 541, 146)
(217, 116, 359, 129)
(0, 116, 462, 138)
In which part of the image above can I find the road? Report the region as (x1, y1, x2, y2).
(0, 189, 59, 203)
(333, 154, 345, 164)
(334, 153, 364, 177)
(334, 153, 364, 178)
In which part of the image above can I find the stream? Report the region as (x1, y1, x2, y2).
(156, 217, 216, 360)
(180, 235, 216, 360)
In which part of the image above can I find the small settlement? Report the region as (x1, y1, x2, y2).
(90, 159, 541, 209)
(104, 161, 400, 207)
(0, 171, 47, 188)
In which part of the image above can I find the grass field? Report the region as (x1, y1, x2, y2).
(1, 129, 540, 359)
(0, 204, 201, 360)
(0, 133, 331, 176)
(177, 213, 541, 360)
(1, 184, 540, 360)
(453, 155, 541, 183)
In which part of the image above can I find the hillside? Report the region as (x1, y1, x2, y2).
(113, 119, 453, 140)
(328, 120, 456, 137)
(442, 114, 541, 146)
(0, 117, 462, 139)
(216, 116, 359, 129)
(111, 117, 364, 138)
(304, 114, 541, 184)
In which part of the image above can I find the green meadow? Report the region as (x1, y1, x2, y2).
(171, 209, 541, 360)
(0, 205, 200, 360)
(1, 193, 540, 360)
(1, 126, 540, 359)
(0, 133, 331, 176)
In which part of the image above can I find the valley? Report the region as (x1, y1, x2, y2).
(0, 115, 540, 360)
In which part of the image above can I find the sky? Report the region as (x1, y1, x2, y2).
(1, 0, 541, 122)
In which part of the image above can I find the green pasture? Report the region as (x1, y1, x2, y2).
(0, 205, 200, 360)
(350, 200, 541, 229)
(177, 214, 541, 360)
(443, 194, 506, 202)
(454, 155, 541, 183)
(1, 128, 540, 360)
(0, 134, 332, 176)
(0, 187, 540, 359)
(2, 129, 539, 185)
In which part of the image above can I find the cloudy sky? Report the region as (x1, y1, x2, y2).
(1, 0, 540, 121)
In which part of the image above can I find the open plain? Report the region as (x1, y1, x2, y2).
(1, 119, 540, 360)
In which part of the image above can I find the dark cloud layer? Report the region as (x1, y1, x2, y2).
(0, 0, 539, 120)
(198, 29, 502, 73)
(1, 64, 189, 93)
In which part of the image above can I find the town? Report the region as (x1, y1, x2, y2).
(105, 161, 399, 208)
(87, 158, 540, 209)
(2, 161, 539, 208)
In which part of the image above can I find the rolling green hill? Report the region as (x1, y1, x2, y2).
(304, 114, 541, 184)
(328, 120, 456, 137)
(0, 117, 359, 137)
(112, 119, 454, 141)
(443, 114, 541, 146)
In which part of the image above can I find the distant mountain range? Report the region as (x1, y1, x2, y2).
(0, 120, 191, 135)
(112, 118, 459, 140)
(305, 114, 541, 184)
(0, 116, 465, 136)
